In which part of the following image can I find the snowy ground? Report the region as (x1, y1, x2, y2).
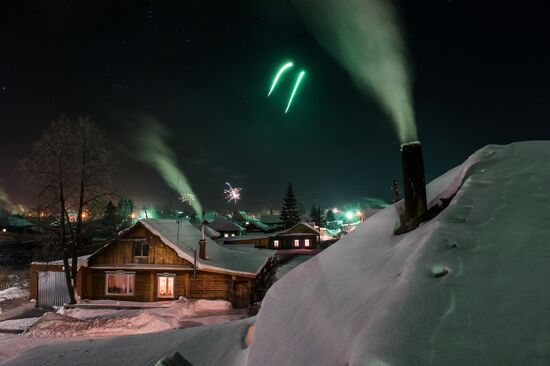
(0, 272, 33, 323)
(0, 287, 28, 304)
(0, 298, 246, 363)
(4, 141, 550, 365)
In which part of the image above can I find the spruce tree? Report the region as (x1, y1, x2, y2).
(116, 197, 134, 226)
(326, 209, 336, 222)
(309, 205, 318, 224)
(309, 205, 324, 227)
(280, 182, 300, 228)
(102, 200, 118, 234)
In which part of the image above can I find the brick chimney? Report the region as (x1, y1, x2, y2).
(401, 142, 427, 231)
(199, 239, 206, 259)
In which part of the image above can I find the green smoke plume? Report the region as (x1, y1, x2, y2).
(133, 115, 203, 217)
(293, 0, 417, 143)
(0, 186, 13, 211)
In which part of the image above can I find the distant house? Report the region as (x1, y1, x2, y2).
(30, 219, 274, 308)
(0, 213, 34, 233)
(243, 220, 271, 233)
(259, 214, 282, 230)
(223, 222, 320, 250)
(207, 218, 245, 238)
(191, 223, 221, 239)
(231, 211, 254, 224)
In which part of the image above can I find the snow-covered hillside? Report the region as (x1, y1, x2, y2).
(4, 141, 550, 365)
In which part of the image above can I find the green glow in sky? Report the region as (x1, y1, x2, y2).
(293, 0, 417, 143)
(268, 62, 294, 96)
(133, 115, 203, 218)
(285, 70, 306, 114)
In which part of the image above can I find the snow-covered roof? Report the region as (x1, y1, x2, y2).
(222, 221, 319, 242)
(248, 141, 550, 365)
(191, 223, 220, 238)
(207, 218, 245, 232)
(222, 231, 275, 243)
(139, 219, 270, 277)
(245, 220, 271, 232)
(32, 255, 92, 270)
(283, 221, 320, 235)
(259, 214, 282, 225)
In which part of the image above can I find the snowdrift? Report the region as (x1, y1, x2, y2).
(4, 141, 550, 365)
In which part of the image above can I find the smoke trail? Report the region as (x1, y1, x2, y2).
(132, 115, 203, 217)
(292, 0, 417, 143)
(0, 186, 13, 211)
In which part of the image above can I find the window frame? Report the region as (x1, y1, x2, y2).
(156, 273, 176, 299)
(105, 271, 136, 296)
(304, 239, 310, 247)
(273, 240, 280, 248)
(294, 239, 300, 247)
(133, 242, 150, 258)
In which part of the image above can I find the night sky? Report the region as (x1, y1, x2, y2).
(1, 1, 549, 213)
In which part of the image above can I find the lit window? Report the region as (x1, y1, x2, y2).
(224, 233, 229, 238)
(1, 228, 6, 233)
(231, 233, 236, 237)
(304, 239, 310, 247)
(157, 274, 175, 298)
(273, 240, 279, 248)
(294, 239, 300, 247)
(245, 221, 250, 225)
(105, 272, 135, 295)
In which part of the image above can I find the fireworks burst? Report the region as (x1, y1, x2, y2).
(224, 182, 242, 204)
(179, 192, 196, 204)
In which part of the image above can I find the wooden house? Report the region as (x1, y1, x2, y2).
(243, 220, 271, 233)
(223, 222, 320, 250)
(207, 218, 245, 238)
(30, 219, 273, 308)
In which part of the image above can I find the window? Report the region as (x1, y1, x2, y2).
(231, 233, 236, 237)
(304, 239, 310, 247)
(157, 274, 175, 298)
(106, 272, 135, 295)
(224, 233, 229, 238)
(273, 240, 279, 248)
(134, 242, 149, 257)
(294, 239, 300, 247)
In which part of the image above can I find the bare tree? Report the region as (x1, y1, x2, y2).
(20, 116, 113, 303)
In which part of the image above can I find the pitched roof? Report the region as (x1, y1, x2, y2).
(282, 221, 320, 235)
(260, 215, 282, 225)
(207, 218, 245, 232)
(139, 219, 268, 277)
(245, 220, 271, 232)
(222, 221, 319, 242)
(191, 223, 221, 238)
(0, 214, 33, 228)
